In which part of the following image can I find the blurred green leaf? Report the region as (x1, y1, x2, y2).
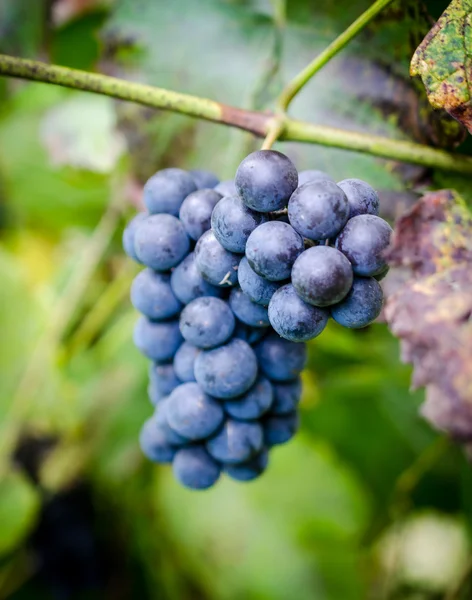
(0, 471, 40, 556)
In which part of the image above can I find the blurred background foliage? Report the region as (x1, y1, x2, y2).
(0, 0, 471, 598)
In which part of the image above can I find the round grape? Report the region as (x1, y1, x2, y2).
(271, 378, 302, 415)
(134, 214, 190, 271)
(268, 284, 329, 342)
(189, 169, 220, 189)
(170, 252, 225, 305)
(245, 221, 304, 281)
(143, 168, 197, 216)
(291, 246, 353, 307)
(263, 412, 299, 447)
(179, 188, 222, 241)
(139, 418, 176, 463)
(224, 448, 269, 482)
(180, 297, 235, 349)
(133, 317, 183, 362)
(224, 375, 273, 420)
(173, 342, 200, 382)
(122, 212, 147, 263)
(331, 276, 383, 329)
(233, 321, 268, 345)
(288, 180, 349, 241)
(335, 214, 392, 276)
(173, 446, 221, 490)
(238, 256, 282, 306)
(337, 178, 379, 218)
(131, 269, 182, 320)
(206, 419, 263, 464)
(149, 362, 181, 403)
(214, 179, 237, 196)
(229, 288, 269, 328)
(297, 169, 334, 186)
(235, 150, 298, 212)
(195, 338, 258, 399)
(211, 195, 266, 253)
(255, 333, 306, 382)
(194, 230, 240, 286)
(166, 382, 224, 440)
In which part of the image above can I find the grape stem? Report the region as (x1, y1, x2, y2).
(1, 53, 472, 174)
(277, 0, 396, 112)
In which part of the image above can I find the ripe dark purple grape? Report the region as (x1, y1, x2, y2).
(180, 297, 235, 349)
(235, 150, 298, 212)
(229, 287, 270, 328)
(134, 214, 190, 271)
(330, 276, 383, 328)
(206, 419, 263, 464)
(255, 334, 307, 382)
(189, 169, 219, 189)
(131, 269, 182, 321)
(133, 317, 183, 362)
(237, 256, 282, 306)
(211, 195, 266, 253)
(288, 180, 349, 241)
(172, 446, 221, 490)
(335, 214, 392, 276)
(194, 230, 240, 287)
(291, 246, 353, 307)
(223, 375, 273, 420)
(245, 221, 304, 282)
(337, 178, 379, 218)
(224, 448, 269, 481)
(170, 252, 225, 304)
(179, 188, 222, 241)
(143, 168, 197, 216)
(268, 284, 329, 341)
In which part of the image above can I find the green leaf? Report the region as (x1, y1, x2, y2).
(411, 0, 472, 134)
(0, 471, 40, 556)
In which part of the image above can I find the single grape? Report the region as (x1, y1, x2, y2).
(134, 214, 190, 271)
(139, 418, 176, 463)
(166, 382, 224, 440)
(297, 169, 334, 186)
(173, 446, 221, 490)
(233, 321, 269, 345)
(255, 333, 306, 382)
(238, 256, 282, 306)
(149, 362, 181, 403)
(122, 212, 147, 262)
(179, 188, 222, 241)
(235, 150, 298, 212)
(154, 397, 190, 446)
(331, 276, 383, 328)
(268, 284, 329, 341)
(224, 448, 269, 482)
(194, 230, 240, 286)
(173, 341, 200, 382)
(288, 180, 349, 241)
(229, 288, 269, 328)
(211, 195, 266, 253)
(131, 269, 182, 320)
(133, 317, 183, 362)
(224, 375, 273, 420)
(195, 338, 258, 399)
(337, 178, 379, 218)
(245, 221, 304, 281)
(271, 378, 302, 415)
(214, 179, 237, 196)
(143, 168, 197, 216)
(263, 412, 299, 447)
(189, 169, 220, 189)
(206, 419, 263, 464)
(291, 246, 353, 307)
(180, 297, 235, 349)
(170, 252, 225, 305)
(335, 214, 392, 276)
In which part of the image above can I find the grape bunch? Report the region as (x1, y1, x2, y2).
(123, 152, 392, 490)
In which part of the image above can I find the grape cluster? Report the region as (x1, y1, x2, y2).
(123, 152, 392, 490)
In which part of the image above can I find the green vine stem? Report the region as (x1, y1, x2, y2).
(1, 54, 472, 174)
(277, 0, 396, 112)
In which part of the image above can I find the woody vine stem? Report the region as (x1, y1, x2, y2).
(0, 0, 472, 173)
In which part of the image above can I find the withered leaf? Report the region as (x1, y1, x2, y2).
(410, 0, 472, 133)
(384, 190, 472, 441)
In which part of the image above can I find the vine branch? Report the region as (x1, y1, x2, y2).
(1, 54, 472, 175)
(277, 0, 396, 112)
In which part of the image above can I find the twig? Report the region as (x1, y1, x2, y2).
(1, 54, 472, 174)
(277, 0, 396, 111)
